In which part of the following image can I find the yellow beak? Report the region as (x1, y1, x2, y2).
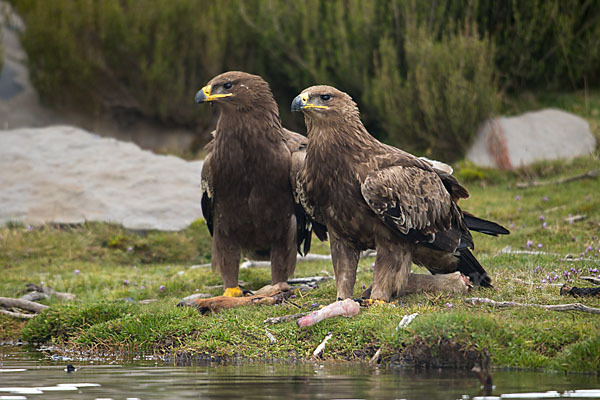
(195, 84, 233, 103)
(291, 92, 328, 111)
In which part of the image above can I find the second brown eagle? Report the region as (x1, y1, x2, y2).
(292, 85, 508, 301)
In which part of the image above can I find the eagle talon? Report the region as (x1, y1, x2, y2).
(223, 287, 244, 297)
(364, 299, 387, 306)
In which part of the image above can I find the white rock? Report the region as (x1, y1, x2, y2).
(467, 109, 596, 169)
(0, 126, 203, 230)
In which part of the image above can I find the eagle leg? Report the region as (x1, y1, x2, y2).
(269, 218, 297, 285)
(212, 231, 242, 296)
(330, 235, 360, 300)
(371, 241, 411, 302)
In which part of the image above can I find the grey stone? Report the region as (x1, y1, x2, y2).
(467, 109, 597, 169)
(0, 1, 196, 152)
(0, 126, 203, 230)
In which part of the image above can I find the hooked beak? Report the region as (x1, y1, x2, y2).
(195, 84, 232, 103)
(291, 93, 328, 112)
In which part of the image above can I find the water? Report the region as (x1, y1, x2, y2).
(0, 346, 598, 399)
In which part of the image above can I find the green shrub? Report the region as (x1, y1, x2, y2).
(553, 334, 600, 373)
(10, 0, 599, 160)
(368, 20, 498, 161)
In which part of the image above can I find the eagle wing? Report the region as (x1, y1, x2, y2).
(200, 137, 215, 236)
(283, 128, 327, 253)
(361, 164, 461, 247)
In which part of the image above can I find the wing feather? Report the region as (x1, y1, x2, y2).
(361, 165, 455, 238)
(201, 141, 214, 236)
(283, 128, 328, 253)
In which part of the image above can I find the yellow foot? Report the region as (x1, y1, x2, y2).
(363, 299, 387, 306)
(223, 286, 243, 297)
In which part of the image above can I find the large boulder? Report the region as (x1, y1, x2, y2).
(0, 126, 203, 230)
(467, 109, 596, 169)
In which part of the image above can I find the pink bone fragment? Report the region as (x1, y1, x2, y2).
(297, 298, 360, 327)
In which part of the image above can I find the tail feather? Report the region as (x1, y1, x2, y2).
(457, 248, 493, 288)
(463, 212, 510, 236)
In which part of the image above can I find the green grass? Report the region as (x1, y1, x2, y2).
(1, 151, 599, 372)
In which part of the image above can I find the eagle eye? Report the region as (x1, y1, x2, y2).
(223, 82, 233, 89)
(320, 94, 331, 101)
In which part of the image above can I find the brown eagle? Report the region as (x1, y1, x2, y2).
(195, 71, 323, 297)
(291, 85, 508, 301)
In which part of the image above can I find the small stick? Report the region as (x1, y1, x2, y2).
(497, 246, 558, 257)
(25, 284, 75, 301)
(579, 276, 600, 286)
(20, 292, 50, 302)
(0, 309, 36, 319)
(265, 329, 277, 344)
(465, 297, 600, 314)
(511, 277, 563, 287)
(516, 169, 600, 189)
(240, 252, 376, 269)
(0, 297, 49, 313)
(312, 332, 332, 358)
(369, 347, 383, 366)
(498, 247, 596, 262)
(397, 313, 419, 329)
(287, 276, 331, 284)
(564, 215, 587, 224)
(264, 312, 308, 324)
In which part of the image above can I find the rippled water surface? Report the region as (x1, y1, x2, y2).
(1, 346, 598, 399)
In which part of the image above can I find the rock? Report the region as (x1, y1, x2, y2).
(0, 1, 197, 152)
(0, 126, 203, 230)
(0, 2, 57, 129)
(467, 109, 596, 169)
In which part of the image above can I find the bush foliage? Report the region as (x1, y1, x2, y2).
(10, 0, 600, 160)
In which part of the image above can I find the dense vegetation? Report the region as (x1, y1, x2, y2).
(9, 0, 600, 160)
(2, 154, 599, 371)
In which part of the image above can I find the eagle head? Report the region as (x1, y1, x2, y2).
(195, 71, 275, 111)
(291, 85, 359, 120)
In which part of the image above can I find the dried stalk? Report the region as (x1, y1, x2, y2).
(465, 297, 600, 314)
(25, 283, 75, 301)
(516, 169, 600, 189)
(0, 297, 49, 313)
(312, 332, 333, 358)
(369, 347, 383, 366)
(0, 309, 36, 319)
(579, 276, 600, 285)
(264, 312, 308, 324)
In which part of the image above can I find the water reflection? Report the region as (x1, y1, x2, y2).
(0, 346, 598, 399)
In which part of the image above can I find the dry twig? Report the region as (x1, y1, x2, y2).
(579, 276, 600, 286)
(264, 312, 308, 324)
(0, 309, 36, 319)
(511, 277, 562, 287)
(465, 297, 600, 314)
(564, 214, 587, 224)
(24, 283, 75, 301)
(312, 332, 333, 358)
(516, 169, 600, 189)
(0, 297, 49, 313)
(369, 347, 383, 366)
